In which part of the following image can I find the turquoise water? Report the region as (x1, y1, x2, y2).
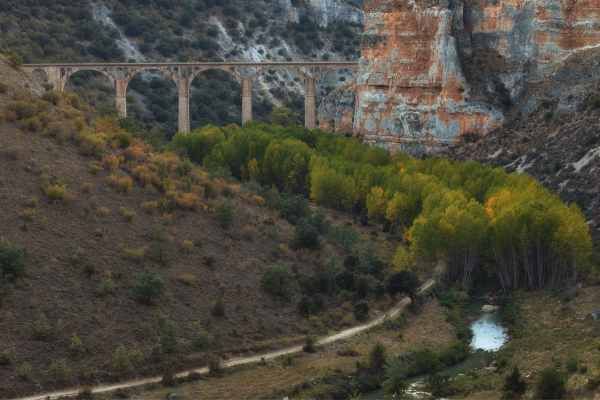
(470, 312, 508, 351)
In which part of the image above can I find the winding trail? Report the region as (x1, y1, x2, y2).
(13, 279, 435, 400)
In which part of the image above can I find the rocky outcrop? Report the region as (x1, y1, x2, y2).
(352, 0, 600, 151)
(278, 0, 364, 26)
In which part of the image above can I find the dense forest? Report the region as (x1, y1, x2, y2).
(172, 123, 595, 291)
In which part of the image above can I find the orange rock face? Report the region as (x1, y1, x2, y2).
(353, 0, 600, 151)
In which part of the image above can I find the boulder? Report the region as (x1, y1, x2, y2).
(482, 304, 499, 313)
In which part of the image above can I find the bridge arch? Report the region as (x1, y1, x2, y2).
(64, 69, 117, 112)
(126, 68, 179, 134)
(189, 67, 245, 130)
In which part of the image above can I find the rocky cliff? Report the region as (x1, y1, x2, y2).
(351, 0, 600, 151)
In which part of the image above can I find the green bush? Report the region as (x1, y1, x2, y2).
(216, 201, 234, 229)
(387, 270, 420, 299)
(277, 193, 310, 224)
(303, 336, 317, 353)
(171, 126, 225, 164)
(327, 225, 359, 251)
(292, 219, 321, 249)
(368, 343, 387, 373)
(262, 139, 311, 194)
(132, 272, 164, 305)
(0, 241, 25, 282)
(353, 300, 369, 321)
(261, 264, 294, 300)
(536, 368, 566, 399)
(211, 298, 225, 317)
(158, 319, 177, 354)
(503, 367, 527, 397)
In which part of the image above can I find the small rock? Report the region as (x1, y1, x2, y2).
(591, 310, 600, 320)
(166, 393, 182, 400)
(482, 304, 499, 313)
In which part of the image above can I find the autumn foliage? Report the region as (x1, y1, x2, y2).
(173, 123, 594, 290)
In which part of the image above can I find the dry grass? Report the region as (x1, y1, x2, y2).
(113, 301, 454, 400)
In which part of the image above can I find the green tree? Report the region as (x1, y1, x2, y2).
(262, 139, 312, 194)
(503, 367, 527, 398)
(261, 264, 295, 300)
(270, 107, 300, 126)
(535, 368, 566, 399)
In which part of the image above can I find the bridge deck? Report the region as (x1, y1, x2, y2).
(23, 61, 359, 68)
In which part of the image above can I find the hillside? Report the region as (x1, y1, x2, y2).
(0, 0, 362, 134)
(449, 47, 600, 245)
(0, 59, 394, 398)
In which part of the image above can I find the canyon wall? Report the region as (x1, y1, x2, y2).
(351, 0, 600, 152)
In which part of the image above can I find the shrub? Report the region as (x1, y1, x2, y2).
(277, 193, 310, 224)
(7, 101, 37, 120)
(111, 345, 144, 374)
(211, 298, 225, 317)
(192, 330, 213, 351)
(292, 219, 321, 249)
(16, 362, 33, 381)
(69, 335, 85, 357)
(387, 270, 420, 300)
(0, 351, 12, 366)
(297, 295, 324, 317)
(536, 368, 566, 399)
(42, 91, 60, 105)
(328, 225, 359, 251)
(566, 356, 578, 374)
(78, 131, 107, 156)
(0, 241, 25, 282)
(132, 272, 164, 305)
(353, 300, 369, 321)
(107, 174, 134, 193)
(158, 319, 177, 354)
(122, 247, 146, 263)
(44, 183, 68, 201)
(427, 374, 454, 397)
(31, 315, 54, 341)
(174, 192, 200, 210)
(383, 360, 408, 398)
(97, 274, 116, 297)
(216, 202, 234, 229)
(503, 367, 527, 397)
(119, 207, 136, 222)
(369, 343, 387, 373)
(48, 359, 72, 383)
(303, 336, 317, 353)
(261, 264, 294, 300)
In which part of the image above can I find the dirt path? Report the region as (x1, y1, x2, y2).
(13, 279, 435, 400)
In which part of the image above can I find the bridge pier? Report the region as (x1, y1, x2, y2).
(178, 78, 192, 134)
(304, 77, 317, 130)
(115, 79, 128, 119)
(241, 77, 253, 125)
(45, 67, 67, 92)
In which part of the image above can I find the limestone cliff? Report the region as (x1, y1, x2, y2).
(352, 0, 600, 151)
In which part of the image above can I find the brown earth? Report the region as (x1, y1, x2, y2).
(0, 60, 396, 398)
(103, 300, 455, 400)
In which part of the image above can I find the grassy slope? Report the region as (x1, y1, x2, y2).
(0, 61, 392, 397)
(105, 301, 455, 400)
(451, 287, 600, 399)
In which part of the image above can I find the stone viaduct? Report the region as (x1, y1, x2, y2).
(21, 62, 359, 133)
